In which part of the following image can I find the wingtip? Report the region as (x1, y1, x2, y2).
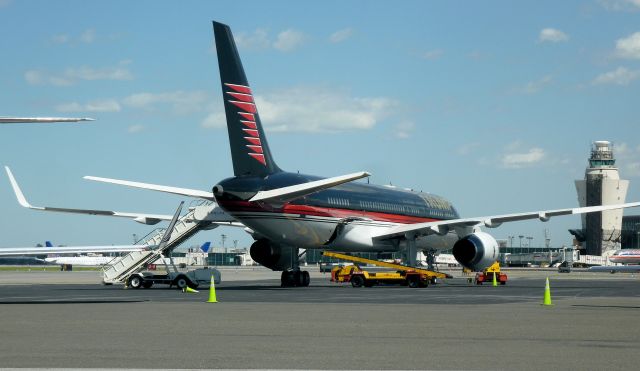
(4, 167, 33, 209)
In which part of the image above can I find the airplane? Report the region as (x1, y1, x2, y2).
(38, 241, 119, 267)
(0, 117, 94, 124)
(5, 21, 640, 288)
(608, 249, 640, 264)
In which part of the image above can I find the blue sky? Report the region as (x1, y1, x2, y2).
(1, 0, 639, 250)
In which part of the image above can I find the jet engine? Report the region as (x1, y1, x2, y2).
(452, 232, 499, 271)
(249, 239, 294, 271)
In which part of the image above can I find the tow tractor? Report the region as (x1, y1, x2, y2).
(474, 262, 507, 285)
(323, 251, 450, 288)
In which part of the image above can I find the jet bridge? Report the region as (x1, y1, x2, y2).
(102, 201, 225, 284)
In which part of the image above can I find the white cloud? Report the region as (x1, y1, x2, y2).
(393, 121, 415, 139)
(615, 142, 640, 177)
(329, 28, 353, 43)
(538, 28, 569, 43)
(502, 144, 546, 169)
(421, 49, 444, 60)
(55, 99, 121, 112)
(616, 32, 640, 59)
(50, 28, 98, 45)
(599, 0, 640, 11)
(202, 86, 397, 133)
(80, 29, 96, 43)
(25, 62, 133, 86)
(234, 29, 270, 50)
(273, 29, 305, 52)
(51, 34, 70, 44)
(123, 90, 209, 114)
(127, 125, 145, 134)
(592, 67, 640, 85)
(456, 142, 482, 156)
(519, 75, 553, 94)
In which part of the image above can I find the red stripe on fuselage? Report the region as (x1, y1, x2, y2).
(217, 200, 441, 224)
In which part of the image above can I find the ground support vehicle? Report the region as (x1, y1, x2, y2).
(474, 262, 507, 285)
(126, 267, 221, 290)
(323, 251, 450, 288)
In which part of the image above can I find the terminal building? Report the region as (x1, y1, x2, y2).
(572, 141, 629, 256)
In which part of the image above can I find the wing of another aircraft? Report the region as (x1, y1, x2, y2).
(5, 166, 174, 225)
(0, 245, 149, 256)
(249, 171, 371, 203)
(83, 175, 215, 200)
(0, 117, 94, 124)
(374, 202, 640, 240)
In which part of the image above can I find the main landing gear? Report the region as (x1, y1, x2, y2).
(281, 269, 310, 287)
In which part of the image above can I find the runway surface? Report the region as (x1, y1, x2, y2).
(1, 269, 640, 370)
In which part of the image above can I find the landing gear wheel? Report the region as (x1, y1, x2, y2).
(128, 275, 143, 289)
(351, 275, 364, 288)
(281, 271, 295, 287)
(301, 271, 310, 287)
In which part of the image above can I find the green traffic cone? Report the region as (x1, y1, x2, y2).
(492, 272, 498, 287)
(184, 286, 199, 293)
(207, 275, 218, 303)
(542, 277, 553, 306)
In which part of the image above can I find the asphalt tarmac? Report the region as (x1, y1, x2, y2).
(1, 269, 639, 370)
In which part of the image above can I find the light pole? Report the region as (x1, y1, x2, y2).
(527, 236, 534, 249)
(519, 235, 524, 248)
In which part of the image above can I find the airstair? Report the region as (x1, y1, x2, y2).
(102, 201, 222, 284)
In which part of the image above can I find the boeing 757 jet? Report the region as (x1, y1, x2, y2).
(5, 21, 640, 287)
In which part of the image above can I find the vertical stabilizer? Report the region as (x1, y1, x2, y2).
(213, 21, 281, 177)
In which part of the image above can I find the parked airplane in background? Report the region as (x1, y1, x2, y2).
(608, 249, 640, 265)
(5, 21, 640, 288)
(0, 243, 147, 257)
(38, 241, 118, 267)
(0, 117, 94, 124)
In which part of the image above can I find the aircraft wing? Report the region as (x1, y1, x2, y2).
(589, 265, 640, 273)
(0, 117, 94, 124)
(6, 166, 173, 225)
(83, 175, 215, 200)
(249, 171, 371, 203)
(0, 245, 149, 256)
(373, 202, 640, 240)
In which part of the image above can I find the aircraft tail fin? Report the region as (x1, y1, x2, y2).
(200, 242, 211, 253)
(45, 241, 53, 248)
(212, 21, 281, 177)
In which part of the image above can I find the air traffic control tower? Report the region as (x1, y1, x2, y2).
(575, 141, 629, 256)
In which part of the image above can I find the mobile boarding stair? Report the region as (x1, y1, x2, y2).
(102, 201, 228, 285)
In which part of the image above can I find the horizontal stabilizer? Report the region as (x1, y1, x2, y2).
(0, 245, 149, 256)
(249, 171, 371, 204)
(374, 202, 640, 240)
(84, 175, 215, 200)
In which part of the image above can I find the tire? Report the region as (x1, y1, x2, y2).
(128, 275, 143, 289)
(408, 277, 419, 288)
(351, 275, 364, 288)
(301, 271, 310, 287)
(281, 271, 294, 287)
(142, 281, 153, 289)
(175, 277, 188, 290)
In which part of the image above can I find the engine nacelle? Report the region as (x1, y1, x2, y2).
(249, 239, 294, 271)
(452, 232, 499, 271)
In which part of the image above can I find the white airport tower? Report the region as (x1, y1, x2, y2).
(575, 141, 629, 256)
